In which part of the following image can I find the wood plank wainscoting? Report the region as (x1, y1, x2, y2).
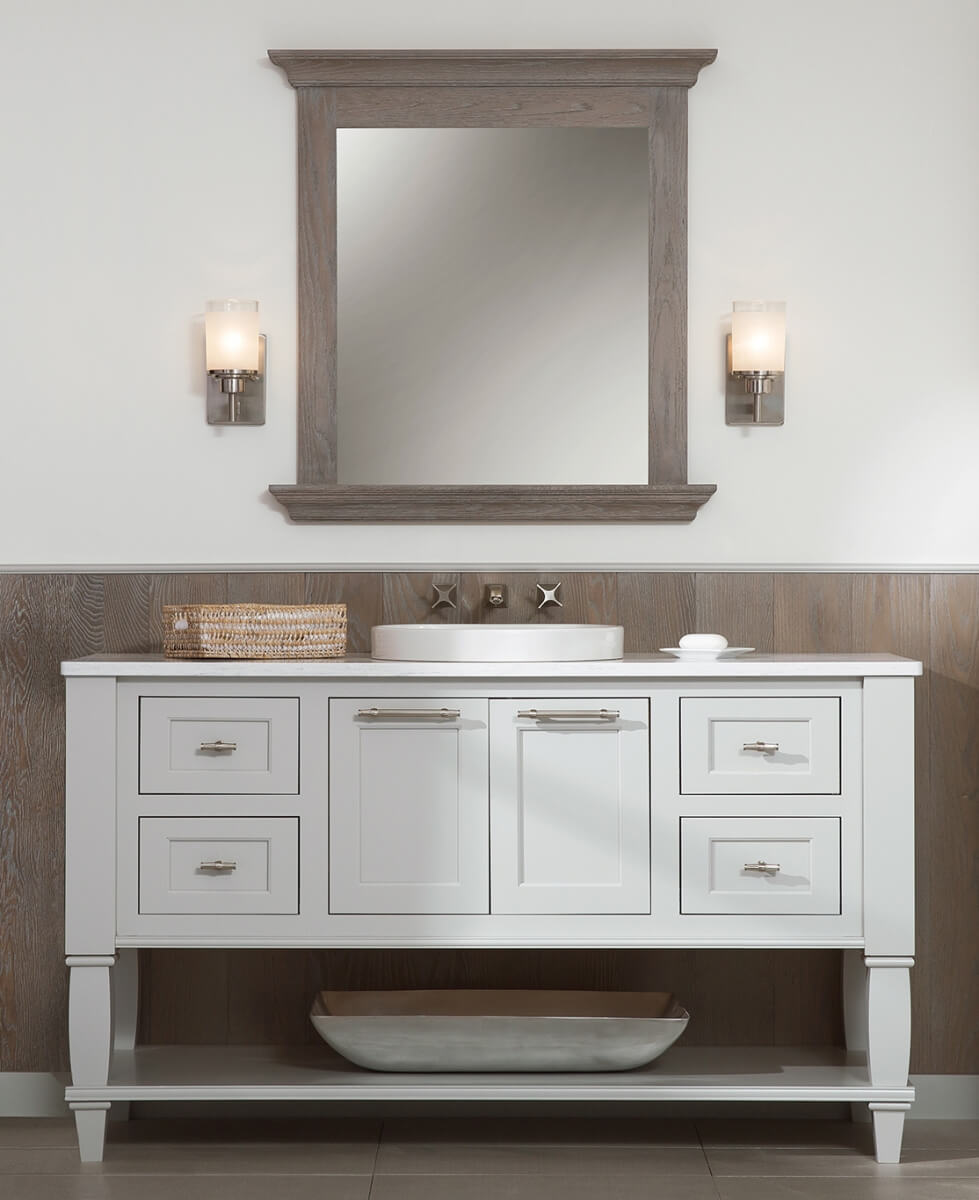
(0, 570, 974, 1077)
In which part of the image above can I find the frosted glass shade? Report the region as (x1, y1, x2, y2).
(205, 300, 260, 372)
(731, 301, 785, 374)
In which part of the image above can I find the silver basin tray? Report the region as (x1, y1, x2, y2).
(309, 989, 689, 1072)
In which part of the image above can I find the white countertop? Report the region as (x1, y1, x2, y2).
(61, 652, 923, 678)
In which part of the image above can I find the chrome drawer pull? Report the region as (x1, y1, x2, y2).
(357, 707, 461, 720)
(517, 709, 620, 721)
(200, 740, 238, 753)
(199, 860, 237, 872)
(743, 861, 780, 874)
(743, 741, 779, 753)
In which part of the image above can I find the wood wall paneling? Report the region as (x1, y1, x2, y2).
(617, 572, 695, 652)
(924, 575, 979, 1073)
(1, 571, 969, 1077)
(0, 575, 71, 1071)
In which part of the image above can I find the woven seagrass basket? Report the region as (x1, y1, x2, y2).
(162, 603, 347, 659)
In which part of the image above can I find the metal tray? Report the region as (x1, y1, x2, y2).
(309, 989, 689, 1072)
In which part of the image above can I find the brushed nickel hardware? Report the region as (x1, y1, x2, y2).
(517, 709, 620, 721)
(726, 302, 786, 426)
(486, 584, 508, 609)
(357, 707, 461, 720)
(743, 860, 781, 874)
(200, 740, 238, 753)
(743, 741, 779, 753)
(199, 860, 238, 872)
(536, 582, 563, 610)
(431, 582, 457, 610)
(205, 300, 267, 426)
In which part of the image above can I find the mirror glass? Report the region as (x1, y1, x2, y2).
(336, 128, 649, 485)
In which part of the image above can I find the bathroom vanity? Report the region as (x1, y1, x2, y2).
(62, 652, 919, 1162)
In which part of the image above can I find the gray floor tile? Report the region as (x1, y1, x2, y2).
(371, 1176, 722, 1200)
(381, 1115, 700, 1145)
(903, 1122, 979, 1151)
(375, 1142, 710, 1175)
(0, 1121, 78, 1149)
(697, 1118, 872, 1150)
(716, 1181, 979, 1200)
(707, 1147, 979, 1177)
(0, 1142, 377, 1176)
(105, 1117, 381, 1145)
(0, 1178, 370, 1200)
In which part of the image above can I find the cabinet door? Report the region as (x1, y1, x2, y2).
(329, 699, 489, 914)
(489, 700, 650, 914)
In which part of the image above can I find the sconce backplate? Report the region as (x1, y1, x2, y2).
(207, 334, 267, 425)
(724, 334, 784, 426)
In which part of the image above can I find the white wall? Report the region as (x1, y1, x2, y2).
(2, 0, 977, 567)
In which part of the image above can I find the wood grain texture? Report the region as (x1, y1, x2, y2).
(269, 49, 718, 89)
(617, 572, 695, 651)
(296, 86, 337, 485)
(695, 573, 775, 652)
(305, 573, 382, 654)
(647, 88, 687, 484)
(227, 573, 306, 605)
(336, 86, 651, 127)
(269, 484, 717, 523)
(382, 573, 462, 625)
(0, 575, 71, 1071)
(0, 569, 958, 1072)
(139, 950, 229, 1044)
(774, 574, 858, 652)
(102, 574, 228, 654)
(923, 575, 979, 1072)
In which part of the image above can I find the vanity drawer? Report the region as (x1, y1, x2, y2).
(680, 697, 840, 794)
(139, 697, 299, 794)
(138, 816, 299, 915)
(680, 816, 841, 915)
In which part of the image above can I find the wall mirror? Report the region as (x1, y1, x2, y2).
(268, 49, 717, 523)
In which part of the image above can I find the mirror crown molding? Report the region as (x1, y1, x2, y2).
(267, 49, 718, 89)
(268, 47, 718, 525)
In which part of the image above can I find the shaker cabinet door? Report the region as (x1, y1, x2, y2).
(329, 699, 489, 914)
(489, 699, 650, 914)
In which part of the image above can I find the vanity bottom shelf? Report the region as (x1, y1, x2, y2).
(67, 1043, 914, 1104)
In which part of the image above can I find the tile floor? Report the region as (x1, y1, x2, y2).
(1, 1115, 978, 1199)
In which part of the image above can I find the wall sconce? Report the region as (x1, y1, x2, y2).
(204, 299, 266, 425)
(725, 300, 785, 426)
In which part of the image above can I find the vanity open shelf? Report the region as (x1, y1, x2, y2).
(73, 1044, 912, 1106)
(62, 653, 919, 1163)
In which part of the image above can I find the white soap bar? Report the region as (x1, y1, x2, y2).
(678, 633, 728, 650)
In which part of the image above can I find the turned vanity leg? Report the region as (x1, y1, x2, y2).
(67, 955, 116, 1162)
(110, 949, 139, 1122)
(842, 949, 870, 1123)
(865, 956, 913, 1163)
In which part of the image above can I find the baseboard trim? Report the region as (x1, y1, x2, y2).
(2, 1072, 977, 1120)
(0, 1073, 69, 1117)
(908, 1075, 979, 1119)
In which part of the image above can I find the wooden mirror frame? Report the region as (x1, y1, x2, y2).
(267, 49, 717, 523)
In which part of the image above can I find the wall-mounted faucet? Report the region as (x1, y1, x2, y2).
(485, 584, 508, 609)
(536, 582, 563, 611)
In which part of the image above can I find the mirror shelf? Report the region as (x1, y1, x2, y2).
(268, 48, 718, 525)
(269, 484, 717, 524)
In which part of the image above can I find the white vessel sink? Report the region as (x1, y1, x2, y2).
(371, 623, 624, 662)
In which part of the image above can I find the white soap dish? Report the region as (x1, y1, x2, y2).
(659, 647, 754, 661)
